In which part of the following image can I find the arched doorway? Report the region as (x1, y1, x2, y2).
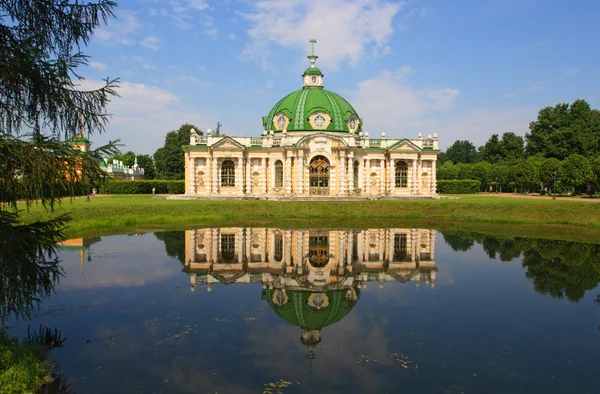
(309, 155, 330, 195)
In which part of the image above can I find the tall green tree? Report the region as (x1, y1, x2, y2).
(499, 132, 525, 161)
(558, 154, 593, 193)
(444, 140, 479, 164)
(479, 134, 501, 163)
(0, 0, 118, 341)
(154, 123, 201, 180)
(539, 158, 561, 189)
(525, 99, 600, 159)
(136, 154, 156, 180)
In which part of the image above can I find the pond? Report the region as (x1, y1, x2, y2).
(5, 227, 600, 393)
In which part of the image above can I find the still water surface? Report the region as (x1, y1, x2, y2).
(7, 228, 600, 394)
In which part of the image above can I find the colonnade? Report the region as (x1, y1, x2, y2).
(187, 151, 437, 196)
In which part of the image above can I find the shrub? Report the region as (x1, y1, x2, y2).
(437, 180, 480, 194)
(100, 180, 185, 194)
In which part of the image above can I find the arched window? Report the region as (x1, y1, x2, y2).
(276, 115, 287, 130)
(395, 161, 408, 188)
(221, 159, 235, 187)
(221, 234, 235, 262)
(275, 160, 283, 187)
(353, 160, 359, 187)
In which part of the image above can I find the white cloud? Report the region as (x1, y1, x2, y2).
(344, 67, 534, 148)
(420, 107, 538, 149)
(149, 0, 215, 36)
(346, 67, 459, 130)
(78, 79, 216, 154)
(95, 10, 142, 46)
(240, 0, 404, 70)
(179, 75, 215, 87)
(90, 61, 107, 70)
(564, 66, 580, 76)
(140, 35, 160, 51)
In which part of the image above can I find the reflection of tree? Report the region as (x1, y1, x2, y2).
(441, 231, 600, 302)
(0, 213, 66, 322)
(154, 231, 186, 264)
(441, 232, 475, 252)
(522, 241, 600, 302)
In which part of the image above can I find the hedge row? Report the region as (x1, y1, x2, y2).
(437, 180, 481, 194)
(100, 180, 185, 194)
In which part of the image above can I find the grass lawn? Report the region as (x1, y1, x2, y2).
(15, 194, 600, 243)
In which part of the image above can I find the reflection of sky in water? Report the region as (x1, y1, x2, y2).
(7, 230, 600, 394)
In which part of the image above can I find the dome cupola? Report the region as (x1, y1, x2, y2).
(262, 39, 363, 134)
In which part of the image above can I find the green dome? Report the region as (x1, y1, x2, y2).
(262, 289, 359, 330)
(263, 88, 363, 134)
(303, 66, 323, 76)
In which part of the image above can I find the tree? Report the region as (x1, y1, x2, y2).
(136, 154, 156, 180)
(480, 133, 524, 163)
(1, 0, 118, 321)
(154, 123, 201, 179)
(444, 140, 479, 164)
(539, 158, 561, 189)
(525, 99, 600, 159)
(110, 150, 136, 167)
(479, 134, 501, 163)
(499, 132, 524, 161)
(558, 154, 593, 193)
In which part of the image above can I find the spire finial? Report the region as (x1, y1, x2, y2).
(309, 38, 317, 56)
(307, 39, 318, 67)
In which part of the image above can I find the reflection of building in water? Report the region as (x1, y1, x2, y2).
(58, 237, 101, 277)
(184, 228, 436, 363)
(185, 228, 436, 290)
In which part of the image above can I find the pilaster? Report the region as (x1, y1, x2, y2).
(237, 157, 244, 195)
(211, 157, 219, 195)
(285, 155, 292, 195)
(260, 158, 267, 194)
(347, 152, 354, 195)
(338, 152, 346, 196)
(296, 153, 304, 196)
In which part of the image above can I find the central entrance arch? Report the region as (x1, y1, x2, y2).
(309, 155, 330, 195)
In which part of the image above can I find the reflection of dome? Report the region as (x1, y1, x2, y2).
(262, 289, 359, 335)
(262, 51, 362, 134)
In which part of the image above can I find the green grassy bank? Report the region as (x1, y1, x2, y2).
(0, 331, 53, 394)
(16, 194, 600, 243)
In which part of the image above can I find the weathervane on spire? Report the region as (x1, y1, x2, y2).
(307, 38, 318, 67)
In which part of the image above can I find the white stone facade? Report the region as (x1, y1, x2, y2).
(183, 130, 439, 199)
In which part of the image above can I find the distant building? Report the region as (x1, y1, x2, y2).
(182, 41, 439, 199)
(100, 157, 145, 180)
(70, 131, 145, 180)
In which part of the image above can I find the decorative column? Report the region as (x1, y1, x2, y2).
(412, 159, 417, 194)
(236, 157, 244, 195)
(245, 228, 251, 264)
(347, 152, 354, 195)
(260, 158, 267, 194)
(296, 152, 304, 196)
(431, 160, 437, 195)
(357, 157, 363, 194)
(378, 160, 383, 195)
(388, 158, 395, 195)
(364, 159, 370, 195)
(237, 228, 244, 263)
(430, 230, 436, 260)
(285, 155, 292, 195)
(189, 157, 196, 194)
(338, 151, 346, 196)
(212, 228, 219, 263)
(245, 157, 252, 195)
(211, 156, 219, 195)
(284, 230, 292, 265)
(338, 230, 346, 272)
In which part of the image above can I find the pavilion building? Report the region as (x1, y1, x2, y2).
(182, 43, 439, 199)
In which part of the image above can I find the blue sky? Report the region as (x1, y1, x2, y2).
(82, 0, 600, 154)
